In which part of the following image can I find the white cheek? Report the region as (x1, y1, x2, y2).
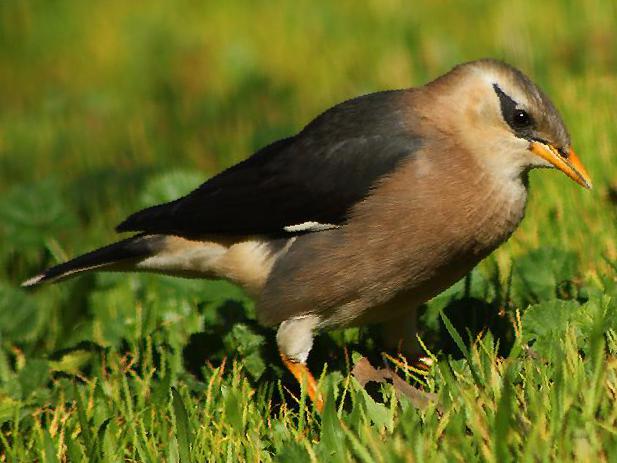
(477, 136, 532, 182)
(500, 138, 532, 171)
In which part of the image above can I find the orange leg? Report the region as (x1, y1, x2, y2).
(281, 354, 324, 412)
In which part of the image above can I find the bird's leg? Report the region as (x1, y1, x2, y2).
(381, 306, 421, 357)
(276, 315, 323, 412)
(380, 306, 432, 368)
(280, 354, 324, 412)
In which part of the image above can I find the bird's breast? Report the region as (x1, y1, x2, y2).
(257, 151, 529, 328)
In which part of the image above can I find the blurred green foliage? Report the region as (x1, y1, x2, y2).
(1, 0, 617, 460)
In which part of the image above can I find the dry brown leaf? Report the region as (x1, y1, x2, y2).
(351, 356, 439, 411)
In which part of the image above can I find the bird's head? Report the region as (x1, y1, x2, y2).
(430, 59, 592, 190)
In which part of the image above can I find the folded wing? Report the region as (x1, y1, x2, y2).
(116, 90, 422, 237)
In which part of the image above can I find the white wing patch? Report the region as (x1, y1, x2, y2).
(283, 221, 339, 233)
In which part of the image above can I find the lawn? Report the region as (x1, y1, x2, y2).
(1, 0, 617, 461)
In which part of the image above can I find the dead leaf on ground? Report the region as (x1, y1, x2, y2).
(351, 357, 440, 411)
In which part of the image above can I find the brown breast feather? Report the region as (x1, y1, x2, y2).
(257, 141, 527, 328)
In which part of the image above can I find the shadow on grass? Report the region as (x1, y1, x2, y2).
(179, 279, 517, 411)
(430, 296, 515, 359)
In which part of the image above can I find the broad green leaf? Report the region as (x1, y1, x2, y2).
(522, 298, 617, 357)
(223, 324, 266, 380)
(511, 247, 579, 306)
(0, 179, 77, 250)
(139, 170, 204, 207)
(49, 350, 93, 375)
(17, 359, 49, 398)
(0, 283, 42, 341)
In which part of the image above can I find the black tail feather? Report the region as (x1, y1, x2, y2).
(115, 200, 180, 234)
(22, 234, 165, 287)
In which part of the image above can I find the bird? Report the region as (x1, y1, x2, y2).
(23, 59, 591, 411)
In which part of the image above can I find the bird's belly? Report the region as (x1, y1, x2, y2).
(322, 202, 525, 329)
(318, 246, 486, 330)
(258, 171, 527, 328)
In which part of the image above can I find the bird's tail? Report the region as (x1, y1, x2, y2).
(21, 234, 166, 288)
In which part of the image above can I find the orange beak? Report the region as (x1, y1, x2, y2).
(529, 141, 592, 189)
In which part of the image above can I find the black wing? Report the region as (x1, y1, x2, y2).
(116, 90, 423, 236)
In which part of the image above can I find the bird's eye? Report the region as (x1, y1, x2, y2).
(512, 109, 531, 127)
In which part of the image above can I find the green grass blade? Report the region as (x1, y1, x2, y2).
(172, 387, 193, 463)
(493, 367, 515, 463)
(439, 311, 469, 359)
(73, 382, 94, 456)
(43, 430, 59, 463)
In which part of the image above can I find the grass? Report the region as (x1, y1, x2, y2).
(1, 0, 617, 460)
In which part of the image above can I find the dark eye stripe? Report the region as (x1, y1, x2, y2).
(492, 84, 534, 137)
